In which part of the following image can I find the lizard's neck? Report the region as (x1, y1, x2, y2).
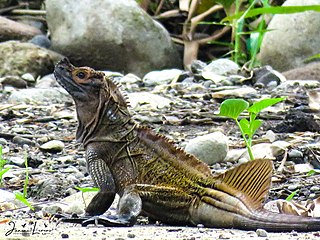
(76, 96, 135, 147)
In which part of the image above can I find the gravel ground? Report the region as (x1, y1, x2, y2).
(1, 219, 319, 240)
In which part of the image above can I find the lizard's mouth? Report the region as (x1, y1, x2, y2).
(54, 58, 87, 98)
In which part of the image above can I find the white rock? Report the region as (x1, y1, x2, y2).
(143, 69, 182, 87)
(21, 73, 35, 82)
(202, 59, 239, 76)
(211, 87, 257, 99)
(40, 140, 65, 152)
(184, 132, 229, 165)
(8, 88, 71, 104)
(0, 189, 15, 202)
(128, 92, 172, 110)
(9, 156, 25, 167)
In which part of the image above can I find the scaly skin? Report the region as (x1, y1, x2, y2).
(54, 58, 320, 231)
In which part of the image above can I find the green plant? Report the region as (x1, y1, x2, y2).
(75, 186, 100, 193)
(14, 152, 34, 210)
(222, 2, 320, 66)
(0, 145, 11, 187)
(218, 97, 285, 160)
(286, 190, 298, 201)
(75, 186, 100, 207)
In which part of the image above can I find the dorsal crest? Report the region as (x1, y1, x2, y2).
(136, 126, 213, 178)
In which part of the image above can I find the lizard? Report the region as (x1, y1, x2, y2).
(54, 58, 320, 231)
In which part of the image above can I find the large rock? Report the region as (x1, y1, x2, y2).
(0, 41, 63, 78)
(259, 0, 320, 72)
(46, 0, 182, 77)
(184, 132, 229, 165)
(282, 62, 320, 80)
(8, 88, 70, 104)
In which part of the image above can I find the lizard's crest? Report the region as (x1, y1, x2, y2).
(54, 58, 130, 144)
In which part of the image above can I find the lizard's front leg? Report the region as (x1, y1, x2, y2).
(85, 154, 116, 216)
(58, 154, 116, 224)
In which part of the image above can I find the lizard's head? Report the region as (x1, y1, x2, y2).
(54, 58, 105, 101)
(54, 58, 130, 144)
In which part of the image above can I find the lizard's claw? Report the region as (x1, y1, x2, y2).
(82, 215, 133, 227)
(54, 213, 91, 225)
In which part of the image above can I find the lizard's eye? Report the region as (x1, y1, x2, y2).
(76, 71, 86, 79)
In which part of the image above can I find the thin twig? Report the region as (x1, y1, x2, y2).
(277, 149, 288, 173)
(198, 25, 231, 44)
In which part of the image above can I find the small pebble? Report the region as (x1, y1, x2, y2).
(127, 233, 135, 238)
(256, 228, 268, 237)
(9, 156, 25, 167)
(288, 149, 303, 158)
(310, 186, 320, 192)
(12, 136, 34, 146)
(61, 233, 69, 238)
(288, 184, 300, 191)
(0, 138, 8, 145)
(197, 224, 205, 228)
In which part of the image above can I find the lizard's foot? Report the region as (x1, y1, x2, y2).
(82, 215, 134, 227)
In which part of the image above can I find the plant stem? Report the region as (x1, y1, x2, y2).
(235, 119, 254, 160)
(23, 152, 29, 198)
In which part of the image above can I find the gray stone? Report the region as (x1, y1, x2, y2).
(39, 140, 65, 153)
(8, 88, 71, 104)
(202, 59, 239, 82)
(46, 0, 182, 77)
(9, 156, 25, 167)
(42, 205, 63, 215)
(184, 132, 229, 165)
(190, 60, 207, 74)
(21, 73, 35, 83)
(253, 65, 285, 87)
(0, 41, 63, 78)
(63, 203, 85, 215)
(282, 62, 320, 80)
(29, 34, 51, 49)
(143, 69, 183, 87)
(35, 74, 60, 88)
(128, 92, 172, 110)
(288, 149, 303, 158)
(12, 136, 34, 146)
(256, 228, 268, 237)
(0, 76, 27, 88)
(259, 0, 320, 72)
(0, 138, 8, 145)
(288, 184, 300, 191)
(211, 87, 257, 99)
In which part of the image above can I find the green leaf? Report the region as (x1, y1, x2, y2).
(239, 118, 250, 136)
(304, 53, 320, 63)
(308, 169, 320, 176)
(14, 191, 34, 210)
(218, 99, 249, 120)
(250, 119, 263, 136)
(75, 186, 100, 193)
(222, 5, 320, 22)
(0, 167, 11, 179)
(286, 190, 299, 201)
(248, 97, 285, 114)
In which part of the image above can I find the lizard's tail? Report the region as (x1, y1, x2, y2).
(233, 209, 320, 232)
